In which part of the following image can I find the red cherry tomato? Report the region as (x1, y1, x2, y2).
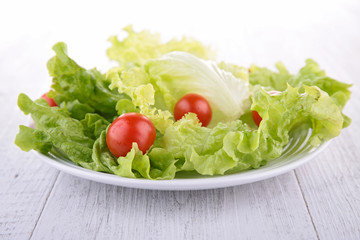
(252, 91, 281, 127)
(252, 110, 262, 127)
(174, 93, 212, 127)
(106, 113, 156, 158)
(41, 92, 57, 107)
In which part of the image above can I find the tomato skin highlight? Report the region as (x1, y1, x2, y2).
(174, 93, 212, 127)
(106, 113, 156, 158)
(41, 92, 57, 107)
(252, 90, 281, 127)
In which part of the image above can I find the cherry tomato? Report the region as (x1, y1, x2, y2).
(252, 110, 262, 127)
(174, 93, 212, 127)
(106, 113, 156, 158)
(252, 91, 281, 127)
(41, 92, 57, 107)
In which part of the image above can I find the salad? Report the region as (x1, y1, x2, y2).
(15, 26, 352, 180)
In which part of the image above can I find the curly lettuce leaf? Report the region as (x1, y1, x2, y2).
(250, 59, 351, 128)
(162, 84, 345, 176)
(47, 42, 128, 119)
(59, 100, 95, 120)
(92, 131, 177, 179)
(16, 94, 95, 166)
(107, 25, 215, 67)
(81, 113, 110, 140)
(163, 113, 272, 175)
(217, 61, 249, 81)
(252, 85, 344, 146)
(249, 61, 291, 91)
(249, 60, 351, 107)
(15, 125, 53, 153)
(107, 67, 174, 134)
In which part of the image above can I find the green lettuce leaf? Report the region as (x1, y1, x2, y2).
(217, 61, 249, 81)
(252, 85, 344, 146)
(107, 67, 174, 134)
(249, 59, 351, 109)
(92, 131, 177, 180)
(249, 61, 291, 91)
(249, 59, 351, 128)
(59, 100, 95, 120)
(47, 42, 128, 119)
(81, 113, 110, 140)
(16, 93, 94, 166)
(15, 125, 53, 153)
(107, 25, 215, 67)
(162, 84, 345, 176)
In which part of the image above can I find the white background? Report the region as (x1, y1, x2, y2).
(1, 0, 359, 239)
(1, 0, 359, 87)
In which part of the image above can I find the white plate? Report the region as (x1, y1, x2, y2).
(34, 128, 330, 191)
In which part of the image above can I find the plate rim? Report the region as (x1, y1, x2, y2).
(34, 140, 331, 191)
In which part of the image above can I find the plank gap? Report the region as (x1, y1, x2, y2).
(294, 170, 320, 240)
(28, 172, 60, 240)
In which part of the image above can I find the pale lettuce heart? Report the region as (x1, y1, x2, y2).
(146, 51, 251, 127)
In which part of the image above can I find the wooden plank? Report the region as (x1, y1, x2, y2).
(0, 156, 59, 240)
(293, 26, 360, 238)
(0, 104, 59, 240)
(294, 85, 360, 240)
(295, 131, 360, 240)
(30, 172, 317, 240)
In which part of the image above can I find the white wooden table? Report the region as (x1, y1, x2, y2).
(1, 1, 359, 239)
